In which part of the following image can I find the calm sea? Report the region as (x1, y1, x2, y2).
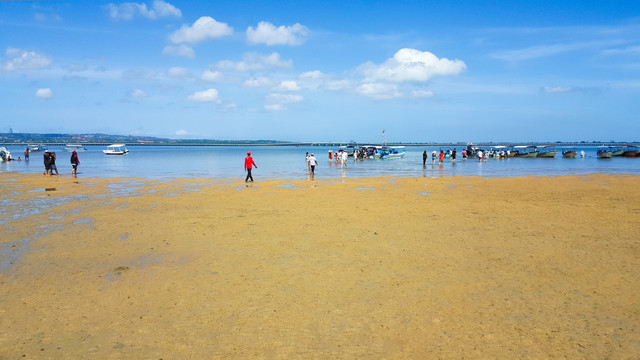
(1, 145, 639, 180)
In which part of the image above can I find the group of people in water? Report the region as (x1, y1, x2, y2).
(40, 149, 80, 177)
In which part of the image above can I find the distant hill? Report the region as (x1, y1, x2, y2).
(0, 132, 290, 145)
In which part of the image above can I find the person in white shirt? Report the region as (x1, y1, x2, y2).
(308, 153, 318, 175)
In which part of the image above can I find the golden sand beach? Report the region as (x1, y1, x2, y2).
(1, 173, 639, 359)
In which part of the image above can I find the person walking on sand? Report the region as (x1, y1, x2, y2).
(308, 153, 318, 175)
(244, 151, 257, 182)
(43, 151, 52, 176)
(70, 150, 80, 177)
(50, 152, 59, 176)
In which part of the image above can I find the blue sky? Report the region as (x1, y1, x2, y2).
(1, 0, 639, 143)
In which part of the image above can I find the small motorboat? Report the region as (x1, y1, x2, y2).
(379, 146, 406, 159)
(27, 144, 47, 152)
(63, 144, 87, 152)
(103, 144, 129, 155)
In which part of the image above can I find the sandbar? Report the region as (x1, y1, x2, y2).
(1, 173, 639, 358)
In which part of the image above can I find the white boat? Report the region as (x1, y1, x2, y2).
(0, 147, 11, 162)
(338, 143, 358, 157)
(27, 144, 47, 152)
(103, 144, 129, 155)
(63, 144, 87, 152)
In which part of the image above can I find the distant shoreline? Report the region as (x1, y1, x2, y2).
(2, 141, 639, 147)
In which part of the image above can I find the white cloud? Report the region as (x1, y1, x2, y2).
(186, 88, 219, 102)
(175, 129, 188, 135)
(276, 80, 300, 91)
(246, 21, 309, 46)
(543, 86, 573, 94)
(243, 77, 272, 88)
(266, 93, 303, 104)
(216, 52, 292, 72)
(169, 16, 232, 44)
(2, 48, 52, 71)
(359, 48, 466, 83)
(410, 90, 434, 98)
(299, 70, 324, 80)
(122, 68, 157, 79)
(201, 70, 222, 82)
(162, 44, 195, 58)
(35, 88, 53, 99)
(167, 66, 190, 79)
(357, 83, 402, 100)
(265, 104, 284, 111)
(323, 79, 351, 91)
(130, 89, 147, 98)
(265, 93, 303, 111)
(105, 0, 181, 20)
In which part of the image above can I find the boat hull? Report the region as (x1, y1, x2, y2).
(515, 151, 539, 158)
(597, 151, 612, 159)
(537, 151, 557, 158)
(103, 151, 128, 155)
(562, 151, 577, 158)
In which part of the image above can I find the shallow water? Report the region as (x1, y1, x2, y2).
(1, 145, 638, 180)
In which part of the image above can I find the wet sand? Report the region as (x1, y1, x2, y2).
(1, 173, 639, 358)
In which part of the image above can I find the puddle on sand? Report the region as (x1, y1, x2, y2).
(72, 218, 94, 227)
(418, 192, 431, 196)
(354, 186, 375, 190)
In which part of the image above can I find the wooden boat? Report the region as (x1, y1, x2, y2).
(536, 146, 557, 158)
(513, 146, 539, 158)
(103, 144, 129, 155)
(597, 147, 612, 159)
(561, 148, 577, 158)
(621, 147, 639, 157)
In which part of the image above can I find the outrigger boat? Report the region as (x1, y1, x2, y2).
(103, 144, 129, 155)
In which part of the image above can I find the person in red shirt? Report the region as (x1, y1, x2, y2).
(244, 151, 257, 182)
